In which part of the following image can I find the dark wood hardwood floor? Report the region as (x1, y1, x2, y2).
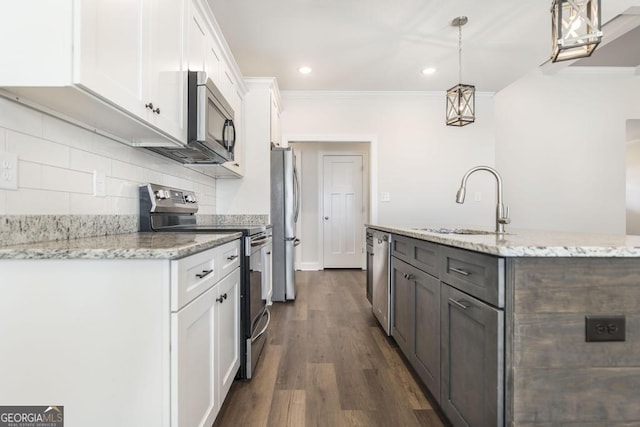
(214, 269, 446, 427)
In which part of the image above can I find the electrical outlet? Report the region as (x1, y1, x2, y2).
(0, 152, 18, 190)
(93, 170, 106, 197)
(380, 192, 391, 202)
(585, 315, 625, 342)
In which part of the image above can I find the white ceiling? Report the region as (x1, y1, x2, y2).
(207, 0, 639, 92)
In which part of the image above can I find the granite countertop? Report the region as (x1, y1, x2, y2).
(0, 232, 243, 260)
(367, 225, 640, 257)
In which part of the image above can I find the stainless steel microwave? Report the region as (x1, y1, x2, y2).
(147, 71, 235, 164)
(187, 70, 235, 163)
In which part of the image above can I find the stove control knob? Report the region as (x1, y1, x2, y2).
(155, 190, 169, 200)
(185, 194, 197, 203)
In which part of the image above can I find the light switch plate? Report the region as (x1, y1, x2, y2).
(0, 152, 18, 190)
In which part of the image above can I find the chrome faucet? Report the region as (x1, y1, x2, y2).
(455, 166, 510, 234)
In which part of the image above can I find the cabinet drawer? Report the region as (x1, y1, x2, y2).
(392, 235, 439, 277)
(171, 246, 217, 311)
(217, 240, 241, 281)
(440, 246, 504, 308)
(171, 239, 241, 311)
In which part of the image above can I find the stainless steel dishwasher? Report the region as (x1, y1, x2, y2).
(371, 230, 392, 335)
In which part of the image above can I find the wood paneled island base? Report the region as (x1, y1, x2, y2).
(507, 257, 640, 425)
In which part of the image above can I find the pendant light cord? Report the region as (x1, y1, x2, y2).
(458, 22, 462, 84)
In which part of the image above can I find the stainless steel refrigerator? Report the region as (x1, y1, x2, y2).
(271, 147, 300, 301)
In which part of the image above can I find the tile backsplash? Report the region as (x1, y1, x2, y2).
(0, 95, 217, 216)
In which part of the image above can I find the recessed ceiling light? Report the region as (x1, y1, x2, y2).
(298, 66, 312, 75)
(421, 67, 437, 75)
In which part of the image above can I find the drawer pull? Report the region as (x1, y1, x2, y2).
(449, 298, 469, 310)
(402, 273, 414, 280)
(227, 255, 239, 261)
(195, 269, 213, 279)
(449, 266, 470, 276)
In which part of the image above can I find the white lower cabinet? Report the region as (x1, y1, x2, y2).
(172, 268, 240, 427)
(0, 239, 240, 427)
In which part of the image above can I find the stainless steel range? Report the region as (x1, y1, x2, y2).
(139, 183, 272, 379)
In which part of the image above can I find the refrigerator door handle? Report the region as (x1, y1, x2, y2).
(293, 164, 300, 222)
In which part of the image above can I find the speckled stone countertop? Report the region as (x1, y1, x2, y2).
(367, 225, 640, 257)
(0, 232, 242, 260)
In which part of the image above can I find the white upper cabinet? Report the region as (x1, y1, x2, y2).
(270, 89, 282, 146)
(147, 0, 187, 140)
(76, 0, 187, 143)
(76, 0, 148, 121)
(0, 0, 187, 146)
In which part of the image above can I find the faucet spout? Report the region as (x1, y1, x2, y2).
(456, 166, 510, 233)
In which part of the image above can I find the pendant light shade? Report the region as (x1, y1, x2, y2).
(446, 16, 475, 127)
(446, 84, 475, 127)
(551, 0, 602, 62)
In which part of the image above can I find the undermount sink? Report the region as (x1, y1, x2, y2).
(416, 227, 508, 235)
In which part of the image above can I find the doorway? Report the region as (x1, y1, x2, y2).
(289, 139, 373, 270)
(626, 119, 640, 234)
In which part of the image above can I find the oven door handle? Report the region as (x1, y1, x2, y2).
(251, 307, 271, 343)
(250, 236, 271, 246)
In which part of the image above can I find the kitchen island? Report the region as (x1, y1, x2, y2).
(0, 232, 243, 427)
(367, 225, 640, 427)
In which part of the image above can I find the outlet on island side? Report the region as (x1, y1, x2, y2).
(585, 315, 626, 342)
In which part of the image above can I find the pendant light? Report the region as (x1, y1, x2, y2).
(446, 16, 475, 127)
(551, 0, 602, 62)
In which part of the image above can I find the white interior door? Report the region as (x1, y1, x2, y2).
(322, 155, 364, 268)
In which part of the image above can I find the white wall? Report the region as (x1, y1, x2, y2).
(281, 91, 498, 230)
(0, 96, 217, 216)
(494, 69, 640, 234)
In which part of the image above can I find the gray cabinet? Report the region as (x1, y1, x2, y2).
(391, 237, 441, 401)
(391, 257, 413, 356)
(390, 233, 505, 427)
(441, 284, 504, 427)
(366, 228, 373, 304)
(413, 265, 441, 400)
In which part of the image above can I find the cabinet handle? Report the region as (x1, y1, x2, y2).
(145, 102, 160, 114)
(216, 295, 225, 303)
(195, 269, 213, 279)
(403, 273, 414, 280)
(223, 293, 228, 300)
(449, 298, 470, 310)
(227, 255, 238, 261)
(449, 266, 470, 276)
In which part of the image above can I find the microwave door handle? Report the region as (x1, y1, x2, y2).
(223, 120, 235, 152)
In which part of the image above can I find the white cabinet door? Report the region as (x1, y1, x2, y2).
(215, 268, 241, 404)
(76, 0, 148, 119)
(188, 3, 208, 72)
(147, 0, 187, 141)
(77, 0, 186, 142)
(270, 90, 282, 145)
(172, 284, 218, 427)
